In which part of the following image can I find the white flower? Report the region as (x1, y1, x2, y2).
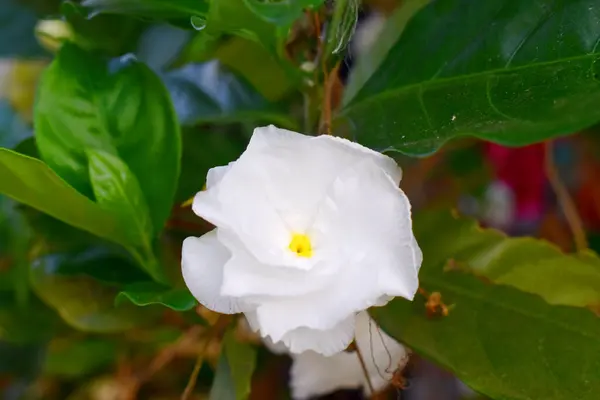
(182, 125, 422, 356)
(290, 311, 409, 399)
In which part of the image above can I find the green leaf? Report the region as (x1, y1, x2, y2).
(371, 270, 600, 400)
(339, 0, 600, 155)
(414, 210, 600, 308)
(0, 148, 131, 247)
(31, 251, 159, 332)
(210, 330, 257, 400)
(242, 0, 323, 26)
(43, 338, 117, 378)
(116, 281, 197, 311)
(35, 43, 181, 234)
(86, 149, 162, 280)
(164, 61, 295, 129)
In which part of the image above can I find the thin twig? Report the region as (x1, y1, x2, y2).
(355, 342, 376, 397)
(544, 140, 587, 251)
(181, 316, 233, 400)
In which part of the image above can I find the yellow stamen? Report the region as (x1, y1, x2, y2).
(288, 234, 312, 258)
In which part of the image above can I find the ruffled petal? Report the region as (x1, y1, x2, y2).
(278, 314, 356, 356)
(310, 158, 421, 301)
(181, 229, 249, 314)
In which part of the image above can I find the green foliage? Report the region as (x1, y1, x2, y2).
(210, 330, 257, 400)
(35, 43, 181, 235)
(31, 251, 159, 333)
(414, 211, 600, 308)
(43, 338, 118, 378)
(371, 271, 600, 400)
(372, 210, 600, 399)
(339, 0, 600, 155)
(0, 148, 130, 246)
(116, 281, 197, 311)
(4, 0, 600, 398)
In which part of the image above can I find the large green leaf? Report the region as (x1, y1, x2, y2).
(371, 270, 600, 400)
(164, 61, 295, 128)
(35, 43, 181, 234)
(0, 148, 131, 246)
(116, 281, 197, 311)
(87, 149, 161, 280)
(210, 330, 257, 400)
(339, 0, 600, 155)
(30, 251, 158, 332)
(414, 210, 600, 308)
(370, 210, 600, 399)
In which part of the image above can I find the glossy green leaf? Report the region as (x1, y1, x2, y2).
(43, 338, 117, 378)
(86, 149, 162, 280)
(35, 43, 181, 234)
(164, 61, 295, 128)
(116, 281, 197, 311)
(210, 330, 257, 400)
(0, 148, 131, 246)
(242, 0, 323, 26)
(371, 269, 600, 400)
(31, 251, 158, 332)
(339, 0, 600, 155)
(414, 210, 600, 308)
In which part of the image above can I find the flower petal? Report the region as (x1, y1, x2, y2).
(181, 229, 249, 314)
(218, 229, 336, 298)
(310, 158, 421, 300)
(279, 314, 356, 356)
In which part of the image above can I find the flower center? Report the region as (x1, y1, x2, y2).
(288, 233, 312, 258)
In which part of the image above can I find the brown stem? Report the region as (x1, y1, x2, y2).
(544, 140, 587, 252)
(355, 341, 376, 397)
(181, 316, 233, 400)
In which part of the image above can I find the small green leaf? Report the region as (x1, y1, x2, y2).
(86, 149, 163, 280)
(43, 338, 117, 378)
(339, 0, 600, 155)
(0, 148, 131, 247)
(31, 251, 159, 333)
(371, 272, 600, 400)
(35, 43, 181, 235)
(414, 210, 600, 308)
(164, 61, 295, 129)
(210, 330, 257, 400)
(116, 281, 197, 311)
